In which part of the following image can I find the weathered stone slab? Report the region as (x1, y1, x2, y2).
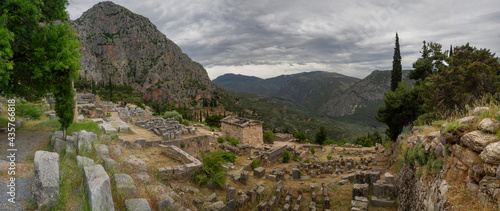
(123, 155, 148, 172)
(52, 139, 66, 154)
(77, 155, 94, 168)
(95, 144, 110, 157)
(254, 167, 266, 178)
(207, 201, 226, 211)
(33, 151, 60, 208)
(125, 198, 151, 211)
(104, 157, 121, 172)
(84, 165, 114, 211)
(114, 174, 137, 199)
(371, 196, 395, 207)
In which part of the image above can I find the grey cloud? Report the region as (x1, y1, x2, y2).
(67, 0, 500, 79)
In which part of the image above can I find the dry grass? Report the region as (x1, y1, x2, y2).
(445, 180, 497, 211)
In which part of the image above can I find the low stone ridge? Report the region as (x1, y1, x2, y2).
(33, 151, 60, 208)
(134, 117, 195, 140)
(124, 198, 151, 211)
(84, 165, 115, 211)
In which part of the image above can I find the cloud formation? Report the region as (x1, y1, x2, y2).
(67, 0, 500, 79)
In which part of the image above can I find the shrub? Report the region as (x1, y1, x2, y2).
(283, 151, 290, 163)
(304, 158, 310, 163)
(444, 120, 468, 133)
(323, 138, 333, 146)
(251, 159, 261, 169)
(182, 120, 190, 127)
(294, 132, 307, 142)
(162, 110, 183, 122)
(217, 137, 224, 143)
(213, 150, 236, 163)
(105, 112, 112, 117)
(17, 101, 45, 120)
(226, 137, 239, 146)
(310, 147, 315, 155)
(327, 155, 332, 160)
(181, 142, 186, 148)
(194, 151, 226, 189)
(263, 130, 275, 144)
(432, 158, 443, 174)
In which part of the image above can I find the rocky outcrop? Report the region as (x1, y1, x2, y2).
(73, 1, 221, 105)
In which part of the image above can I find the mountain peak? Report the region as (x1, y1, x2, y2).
(74, 2, 219, 104)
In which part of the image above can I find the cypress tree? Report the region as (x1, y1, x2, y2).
(391, 32, 402, 91)
(449, 44, 453, 57)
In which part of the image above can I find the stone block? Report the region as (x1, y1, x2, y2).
(240, 170, 249, 185)
(33, 151, 60, 208)
(77, 155, 94, 168)
(157, 195, 175, 210)
(84, 165, 114, 211)
(206, 201, 226, 211)
(254, 167, 266, 178)
(104, 157, 121, 172)
(292, 168, 301, 180)
(352, 183, 369, 199)
(371, 196, 395, 207)
(132, 172, 151, 184)
(227, 187, 237, 202)
(95, 144, 110, 157)
(125, 198, 151, 211)
(52, 139, 66, 154)
(384, 172, 394, 184)
(123, 155, 147, 172)
(113, 174, 137, 199)
(135, 138, 146, 146)
(207, 192, 217, 202)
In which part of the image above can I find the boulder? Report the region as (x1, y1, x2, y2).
(52, 139, 67, 154)
(458, 116, 475, 125)
(95, 144, 110, 157)
(207, 201, 226, 211)
(451, 144, 483, 168)
(123, 155, 147, 172)
(132, 172, 151, 184)
(427, 131, 440, 141)
(77, 155, 94, 168)
(103, 157, 121, 172)
(100, 134, 112, 142)
(480, 142, 500, 165)
(113, 174, 137, 199)
(157, 195, 176, 210)
(33, 151, 60, 208)
(84, 165, 114, 211)
(110, 145, 123, 156)
(478, 118, 500, 134)
(461, 131, 498, 153)
(206, 192, 217, 202)
(77, 130, 96, 154)
(78, 115, 84, 122)
(472, 107, 490, 115)
(125, 198, 151, 211)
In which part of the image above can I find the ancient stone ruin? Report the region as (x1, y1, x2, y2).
(221, 116, 264, 147)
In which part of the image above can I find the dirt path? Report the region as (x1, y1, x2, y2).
(0, 131, 52, 210)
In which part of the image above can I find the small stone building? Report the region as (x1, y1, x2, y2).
(220, 116, 263, 147)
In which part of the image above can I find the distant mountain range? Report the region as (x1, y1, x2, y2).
(214, 70, 414, 127)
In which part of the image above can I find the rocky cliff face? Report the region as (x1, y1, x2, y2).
(73, 1, 218, 104)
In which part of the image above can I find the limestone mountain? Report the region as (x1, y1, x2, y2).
(73, 1, 219, 104)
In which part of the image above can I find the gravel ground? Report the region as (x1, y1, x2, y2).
(0, 131, 52, 210)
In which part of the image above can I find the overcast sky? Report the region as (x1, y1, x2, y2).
(67, 0, 500, 80)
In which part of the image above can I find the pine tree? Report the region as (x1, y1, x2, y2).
(391, 32, 402, 91)
(315, 126, 327, 145)
(108, 77, 113, 101)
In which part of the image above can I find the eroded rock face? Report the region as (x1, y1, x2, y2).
(84, 165, 115, 211)
(73, 1, 219, 105)
(33, 151, 60, 208)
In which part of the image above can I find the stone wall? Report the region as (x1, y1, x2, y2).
(160, 135, 212, 155)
